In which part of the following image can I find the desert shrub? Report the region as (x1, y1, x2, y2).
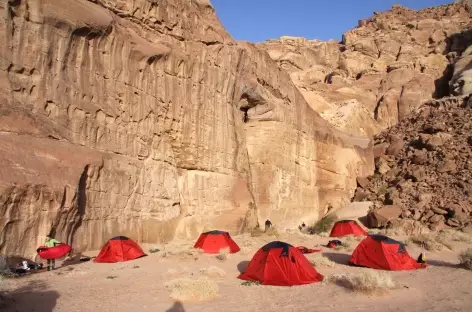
(356, 235, 366, 242)
(310, 255, 336, 268)
(410, 234, 448, 251)
(459, 248, 472, 270)
(250, 226, 279, 237)
(265, 227, 280, 237)
(307, 216, 335, 235)
(438, 230, 472, 244)
(241, 281, 260, 286)
(149, 248, 160, 254)
(250, 227, 264, 237)
(199, 266, 226, 278)
(328, 271, 395, 294)
(106, 276, 118, 279)
(165, 278, 218, 301)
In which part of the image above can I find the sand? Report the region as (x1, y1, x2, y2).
(1, 231, 472, 312)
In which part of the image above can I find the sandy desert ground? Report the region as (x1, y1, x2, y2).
(1, 230, 472, 312)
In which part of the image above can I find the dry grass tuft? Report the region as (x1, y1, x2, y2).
(438, 230, 472, 244)
(199, 266, 226, 278)
(250, 227, 264, 237)
(327, 271, 395, 294)
(410, 234, 449, 251)
(265, 227, 280, 237)
(215, 248, 230, 261)
(409, 231, 470, 251)
(335, 241, 352, 250)
(459, 248, 472, 270)
(164, 245, 204, 260)
(309, 255, 336, 268)
(165, 278, 219, 302)
(251, 226, 280, 238)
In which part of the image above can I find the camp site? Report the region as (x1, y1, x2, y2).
(1, 0, 472, 311)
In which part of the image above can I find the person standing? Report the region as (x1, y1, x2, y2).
(44, 235, 61, 271)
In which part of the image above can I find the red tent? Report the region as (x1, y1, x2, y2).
(94, 236, 146, 263)
(330, 220, 368, 237)
(349, 235, 427, 271)
(193, 230, 240, 254)
(238, 241, 324, 286)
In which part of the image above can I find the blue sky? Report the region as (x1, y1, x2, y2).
(211, 0, 452, 42)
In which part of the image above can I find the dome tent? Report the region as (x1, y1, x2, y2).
(94, 236, 146, 263)
(349, 235, 426, 271)
(193, 230, 240, 254)
(329, 220, 368, 237)
(238, 241, 324, 286)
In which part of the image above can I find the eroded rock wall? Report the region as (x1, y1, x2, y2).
(0, 0, 372, 259)
(258, 1, 472, 136)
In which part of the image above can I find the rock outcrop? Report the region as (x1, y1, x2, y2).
(0, 0, 372, 258)
(258, 1, 472, 136)
(450, 30, 472, 95)
(354, 95, 472, 231)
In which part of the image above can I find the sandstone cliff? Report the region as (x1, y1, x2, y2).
(258, 1, 472, 136)
(0, 0, 372, 259)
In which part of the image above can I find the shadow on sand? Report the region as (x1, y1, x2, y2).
(237, 261, 250, 273)
(425, 259, 461, 269)
(1, 280, 59, 312)
(323, 252, 352, 265)
(166, 301, 186, 312)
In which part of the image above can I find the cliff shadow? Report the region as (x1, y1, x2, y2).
(323, 252, 352, 266)
(425, 259, 461, 269)
(166, 301, 186, 312)
(0, 280, 59, 312)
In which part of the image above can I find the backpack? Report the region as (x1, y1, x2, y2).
(327, 240, 342, 248)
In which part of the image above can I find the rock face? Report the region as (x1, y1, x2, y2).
(450, 38, 472, 95)
(0, 0, 372, 258)
(354, 95, 472, 231)
(258, 2, 472, 136)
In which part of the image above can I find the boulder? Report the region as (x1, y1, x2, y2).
(446, 218, 461, 227)
(357, 177, 370, 189)
(427, 132, 453, 148)
(431, 207, 448, 215)
(411, 209, 422, 221)
(387, 219, 430, 235)
(437, 160, 457, 173)
(409, 166, 426, 182)
(352, 188, 369, 202)
(376, 157, 391, 174)
(386, 139, 404, 156)
(328, 201, 373, 221)
(429, 214, 444, 223)
(373, 143, 390, 158)
(366, 205, 402, 228)
(411, 151, 428, 165)
(429, 220, 446, 231)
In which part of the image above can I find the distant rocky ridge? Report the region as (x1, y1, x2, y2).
(258, 1, 472, 136)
